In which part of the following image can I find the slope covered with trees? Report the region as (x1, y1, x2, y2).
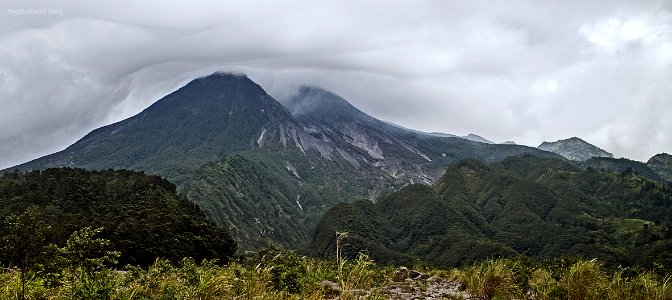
(312, 154, 672, 269)
(0, 168, 236, 267)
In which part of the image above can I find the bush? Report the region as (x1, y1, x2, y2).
(459, 259, 521, 300)
(563, 259, 605, 300)
(529, 268, 566, 300)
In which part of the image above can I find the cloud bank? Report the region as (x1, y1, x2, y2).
(1, 0, 671, 168)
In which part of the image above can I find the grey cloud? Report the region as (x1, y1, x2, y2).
(0, 0, 671, 168)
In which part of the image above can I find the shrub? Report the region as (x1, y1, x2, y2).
(563, 259, 605, 300)
(528, 268, 566, 300)
(459, 259, 521, 300)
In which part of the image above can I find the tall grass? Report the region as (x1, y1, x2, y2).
(604, 270, 672, 300)
(1, 254, 671, 299)
(458, 258, 672, 300)
(458, 259, 521, 300)
(563, 259, 604, 300)
(334, 231, 385, 299)
(528, 268, 564, 300)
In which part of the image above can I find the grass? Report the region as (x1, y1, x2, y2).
(1, 253, 672, 299)
(452, 257, 672, 300)
(457, 259, 520, 300)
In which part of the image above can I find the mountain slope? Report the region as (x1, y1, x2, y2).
(538, 137, 613, 161)
(12, 73, 291, 186)
(648, 153, 672, 182)
(7, 74, 565, 250)
(281, 87, 559, 186)
(312, 154, 672, 268)
(181, 153, 394, 250)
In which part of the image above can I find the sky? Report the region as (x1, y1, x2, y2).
(1, 0, 671, 169)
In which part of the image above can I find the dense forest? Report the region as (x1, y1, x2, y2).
(0, 168, 236, 267)
(313, 155, 672, 270)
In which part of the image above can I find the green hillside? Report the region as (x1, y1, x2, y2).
(312, 154, 672, 268)
(182, 152, 404, 250)
(0, 168, 236, 266)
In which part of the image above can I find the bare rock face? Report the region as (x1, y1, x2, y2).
(648, 153, 672, 182)
(538, 137, 612, 161)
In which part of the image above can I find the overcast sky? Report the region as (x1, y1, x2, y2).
(1, 0, 671, 169)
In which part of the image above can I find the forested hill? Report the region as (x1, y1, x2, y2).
(312, 154, 672, 269)
(6, 72, 562, 251)
(0, 168, 236, 266)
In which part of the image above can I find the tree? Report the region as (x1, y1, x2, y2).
(63, 226, 120, 299)
(64, 226, 119, 273)
(0, 207, 51, 300)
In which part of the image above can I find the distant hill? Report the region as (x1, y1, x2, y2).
(581, 156, 664, 182)
(312, 154, 672, 268)
(460, 134, 494, 144)
(538, 137, 612, 161)
(648, 153, 672, 183)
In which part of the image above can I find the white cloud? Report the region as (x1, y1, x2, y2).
(0, 0, 671, 168)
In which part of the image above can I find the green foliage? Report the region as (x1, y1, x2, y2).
(64, 227, 119, 273)
(0, 207, 52, 300)
(458, 260, 520, 300)
(340, 252, 383, 294)
(183, 155, 307, 250)
(0, 246, 671, 300)
(0, 168, 236, 267)
(0, 207, 51, 272)
(563, 259, 604, 300)
(313, 154, 672, 269)
(581, 156, 664, 182)
(13, 74, 283, 187)
(254, 246, 309, 293)
(182, 149, 404, 252)
(529, 268, 565, 300)
(63, 227, 120, 299)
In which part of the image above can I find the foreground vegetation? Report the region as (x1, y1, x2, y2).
(0, 240, 385, 300)
(455, 257, 672, 300)
(2, 245, 672, 299)
(2, 164, 672, 299)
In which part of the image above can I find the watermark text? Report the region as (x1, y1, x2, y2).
(7, 8, 63, 17)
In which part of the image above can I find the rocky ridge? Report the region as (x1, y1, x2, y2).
(538, 137, 612, 161)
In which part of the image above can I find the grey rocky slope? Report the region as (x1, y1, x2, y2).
(648, 153, 672, 182)
(538, 137, 612, 161)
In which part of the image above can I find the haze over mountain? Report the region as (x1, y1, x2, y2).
(460, 134, 494, 144)
(7, 73, 561, 249)
(538, 137, 613, 161)
(12, 74, 291, 185)
(648, 153, 672, 183)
